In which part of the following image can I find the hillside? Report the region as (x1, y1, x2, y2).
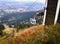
(0, 24, 60, 44)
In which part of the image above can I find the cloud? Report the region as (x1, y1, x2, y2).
(14, 0, 45, 3)
(0, 0, 45, 3)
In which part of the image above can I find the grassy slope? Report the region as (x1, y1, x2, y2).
(0, 24, 60, 44)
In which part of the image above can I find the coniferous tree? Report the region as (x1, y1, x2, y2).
(0, 24, 5, 36)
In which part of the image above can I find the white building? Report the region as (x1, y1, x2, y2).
(2, 23, 9, 28)
(30, 18, 36, 25)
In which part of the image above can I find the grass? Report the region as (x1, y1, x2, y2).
(0, 23, 60, 44)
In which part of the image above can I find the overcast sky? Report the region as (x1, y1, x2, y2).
(0, 0, 45, 3)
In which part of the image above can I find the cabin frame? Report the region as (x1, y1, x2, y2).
(42, 0, 60, 25)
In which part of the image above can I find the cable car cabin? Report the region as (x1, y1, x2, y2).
(57, 9, 60, 23)
(44, 0, 59, 25)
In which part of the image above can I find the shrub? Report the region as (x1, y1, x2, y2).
(16, 22, 33, 30)
(0, 24, 5, 36)
(44, 23, 60, 44)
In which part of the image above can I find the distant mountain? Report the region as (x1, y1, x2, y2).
(0, 9, 44, 26)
